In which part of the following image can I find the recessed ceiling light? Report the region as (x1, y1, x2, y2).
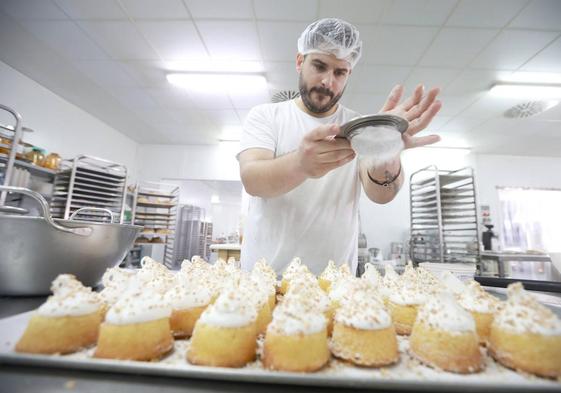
(166, 73, 267, 94)
(489, 83, 561, 99)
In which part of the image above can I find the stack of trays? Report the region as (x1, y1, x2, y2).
(50, 156, 127, 223)
(131, 182, 179, 267)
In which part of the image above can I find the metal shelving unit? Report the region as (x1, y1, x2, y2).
(0, 104, 24, 209)
(131, 181, 179, 268)
(50, 155, 127, 223)
(409, 166, 480, 265)
(173, 205, 212, 265)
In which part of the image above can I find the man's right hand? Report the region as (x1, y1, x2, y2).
(296, 124, 356, 178)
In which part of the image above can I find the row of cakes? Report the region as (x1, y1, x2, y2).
(14, 257, 561, 379)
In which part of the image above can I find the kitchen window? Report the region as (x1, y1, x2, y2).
(498, 187, 561, 253)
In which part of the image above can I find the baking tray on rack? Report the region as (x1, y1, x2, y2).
(136, 201, 176, 208)
(56, 174, 125, 188)
(52, 191, 122, 203)
(74, 166, 126, 180)
(57, 170, 125, 184)
(50, 199, 123, 208)
(54, 185, 122, 197)
(1, 311, 558, 392)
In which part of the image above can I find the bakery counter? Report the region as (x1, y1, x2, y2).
(209, 243, 241, 261)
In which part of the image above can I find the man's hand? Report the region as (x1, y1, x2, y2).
(379, 84, 442, 149)
(296, 124, 356, 178)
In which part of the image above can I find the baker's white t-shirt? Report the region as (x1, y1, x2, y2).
(237, 100, 361, 275)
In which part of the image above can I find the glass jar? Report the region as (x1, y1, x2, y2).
(42, 152, 61, 170)
(25, 147, 45, 166)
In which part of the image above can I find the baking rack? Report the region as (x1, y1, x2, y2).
(50, 155, 127, 223)
(131, 181, 179, 268)
(409, 166, 480, 265)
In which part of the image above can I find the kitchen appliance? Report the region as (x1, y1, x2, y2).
(409, 166, 480, 266)
(0, 186, 141, 295)
(481, 224, 496, 251)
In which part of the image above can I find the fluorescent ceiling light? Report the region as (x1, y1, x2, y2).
(489, 83, 561, 99)
(500, 72, 561, 85)
(210, 194, 220, 204)
(218, 126, 242, 142)
(167, 73, 267, 94)
(165, 60, 264, 73)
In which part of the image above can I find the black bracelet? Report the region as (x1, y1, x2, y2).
(367, 164, 402, 187)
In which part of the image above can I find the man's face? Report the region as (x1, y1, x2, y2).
(296, 53, 351, 114)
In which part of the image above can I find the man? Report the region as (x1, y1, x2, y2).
(237, 18, 441, 274)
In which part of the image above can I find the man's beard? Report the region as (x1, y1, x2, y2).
(298, 74, 344, 114)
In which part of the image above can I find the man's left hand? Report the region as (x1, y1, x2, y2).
(379, 84, 442, 149)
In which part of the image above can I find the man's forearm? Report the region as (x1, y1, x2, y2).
(241, 151, 308, 198)
(360, 156, 404, 204)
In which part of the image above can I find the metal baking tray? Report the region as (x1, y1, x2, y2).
(56, 174, 125, 188)
(74, 166, 126, 180)
(136, 201, 176, 208)
(52, 191, 122, 203)
(1, 311, 559, 392)
(57, 170, 125, 185)
(54, 185, 122, 198)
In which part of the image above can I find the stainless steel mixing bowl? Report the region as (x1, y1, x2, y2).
(0, 186, 142, 295)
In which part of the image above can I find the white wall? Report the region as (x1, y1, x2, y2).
(137, 142, 240, 182)
(0, 61, 138, 177)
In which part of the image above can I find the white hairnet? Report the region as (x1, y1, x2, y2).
(297, 18, 362, 68)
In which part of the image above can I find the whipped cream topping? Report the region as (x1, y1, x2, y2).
(233, 272, 270, 307)
(38, 274, 103, 317)
(105, 290, 172, 325)
(252, 258, 277, 285)
(361, 263, 382, 287)
(335, 290, 391, 330)
(329, 276, 361, 304)
(494, 282, 561, 336)
(268, 294, 326, 335)
(387, 278, 427, 306)
(180, 256, 212, 278)
(438, 270, 467, 295)
(282, 257, 311, 282)
(458, 280, 500, 314)
(136, 256, 176, 294)
(381, 264, 400, 298)
(249, 271, 276, 300)
(285, 278, 330, 312)
(99, 267, 136, 305)
(198, 286, 258, 328)
(319, 260, 339, 283)
(415, 266, 444, 294)
(416, 293, 475, 333)
(339, 262, 352, 277)
(164, 276, 214, 310)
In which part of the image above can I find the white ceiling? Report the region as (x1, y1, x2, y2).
(0, 0, 560, 156)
